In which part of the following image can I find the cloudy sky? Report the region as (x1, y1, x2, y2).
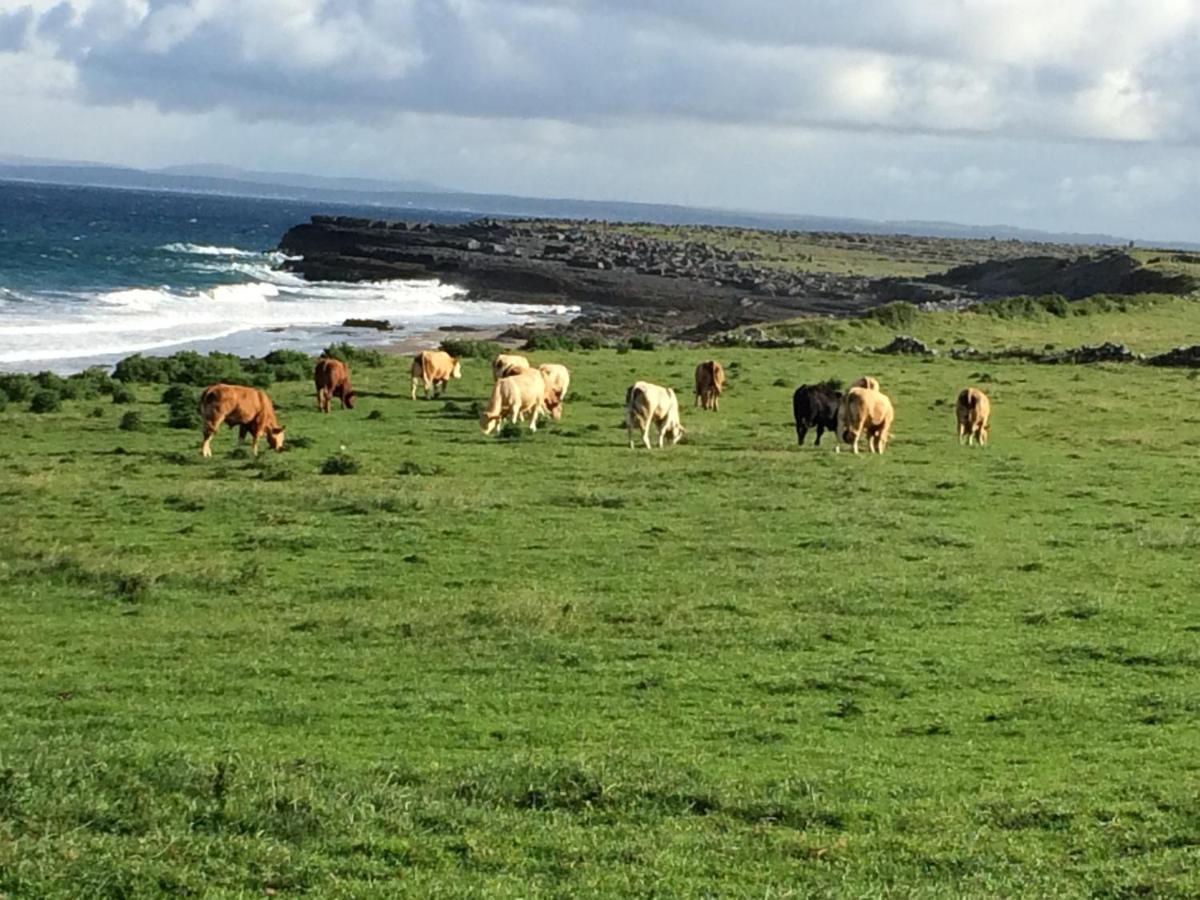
(1, 0, 1198, 240)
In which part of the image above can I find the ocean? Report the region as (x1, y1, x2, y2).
(0, 180, 575, 373)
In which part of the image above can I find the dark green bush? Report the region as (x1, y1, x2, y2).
(522, 334, 582, 352)
(578, 335, 605, 350)
(320, 452, 360, 475)
(868, 301, 918, 329)
(629, 334, 657, 351)
(0, 373, 36, 402)
(118, 411, 144, 431)
(322, 343, 385, 368)
(111, 383, 137, 404)
(160, 384, 194, 407)
(166, 385, 202, 430)
(440, 339, 504, 360)
(29, 390, 61, 414)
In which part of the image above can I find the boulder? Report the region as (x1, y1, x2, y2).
(876, 335, 937, 356)
(342, 318, 393, 331)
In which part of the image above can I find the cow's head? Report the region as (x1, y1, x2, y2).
(545, 388, 564, 420)
(840, 428, 855, 444)
(267, 427, 286, 452)
(341, 389, 357, 410)
(479, 410, 498, 434)
(665, 421, 685, 446)
(451, 359, 463, 379)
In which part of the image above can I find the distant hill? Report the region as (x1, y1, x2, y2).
(1, 158, 1196, 251)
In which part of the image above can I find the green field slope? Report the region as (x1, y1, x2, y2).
(4, 343, 1200, 897)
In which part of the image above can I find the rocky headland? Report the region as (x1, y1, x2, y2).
(278, 216, 1198, 341)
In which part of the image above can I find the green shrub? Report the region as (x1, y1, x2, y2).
(118, 411, 144, 432)
(522, 334, 582, 352)
(868, 301, 918, 329)
(29, 390, 61, 414)
(165, 385, 202, 430)
(160, 384, 194, 406)
(629, 334, 657, 351)
(322, 342, 385, 368)
(439, 339, 504, 359)
(111, 383, 137, 404)
(113, 354, 166, 383)
(0, 373, 36, 402)
(320, 452, 361, 475)
(579, 335, 605, 350)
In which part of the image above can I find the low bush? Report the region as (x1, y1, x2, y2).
(868, 301, 918, 329)
(322, 343, 385, 368)
(111, 383, 137, 404)
(29, 390, 61, 414)
(629, 334, 657, 351)
(440, 339, 504, 360)
(118, 411, 144, 432)
(0, 373, 36, 402)
(320, 452, 361, 475)
(522, 334, 583, 352)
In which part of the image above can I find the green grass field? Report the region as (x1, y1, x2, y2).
(4, 336, 1200, 896)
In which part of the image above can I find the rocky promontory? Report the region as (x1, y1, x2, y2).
(278, 216, 1197, 338)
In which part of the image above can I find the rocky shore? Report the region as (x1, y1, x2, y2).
(279, 216, 1197, 342)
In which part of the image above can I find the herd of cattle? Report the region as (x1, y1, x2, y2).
(196, 350, 993, 457)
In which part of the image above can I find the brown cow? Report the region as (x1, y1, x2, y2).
(410, 350, 462, 400)
(851, 376, 880, 391)
(694, 360, 725, 411)
(956, 387, 991, 446)
(492, 353, 531, 380)
(314, 356, 356, 413)
(479, 367, 557, 434)
(836, 386, 894, 455)
(200, 384, 285, 458)
(538, 363, 571, 420)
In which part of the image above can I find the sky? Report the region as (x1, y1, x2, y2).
(1, 0, 1199, 241)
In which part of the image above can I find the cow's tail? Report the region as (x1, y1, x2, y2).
(958, 388, 976, 410)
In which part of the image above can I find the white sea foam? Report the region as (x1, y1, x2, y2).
(158, 242, 265, 258)
(0, 274, 577, 367)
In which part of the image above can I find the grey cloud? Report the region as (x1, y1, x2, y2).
(23, 0, 1200, 148)
(0, 5, 32, 51)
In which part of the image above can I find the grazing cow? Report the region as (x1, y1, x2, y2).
(492, 353, 531, 380)
(851, 376, 880, 391)
(200, 384, 285, 458)
(624, 381, 684, 449)
(792, 381, 842, 446)
(694, 360, 726, 411)
(837, 387, 894, 455)
(313, 356, 356, 413)
(538, 363, 571, 420)
(479, 367, 557, 435)
(956, 387, 991, 446)
(410, 350, 462, 400)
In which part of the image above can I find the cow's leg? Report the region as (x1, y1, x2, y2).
(251, 428, 262, 456)
(852, 432, 861, 455)
(713, 395, 719, 412)
(642, 419, 654, 450)
(200, 415, 223, 458)
(529, 405, 540, 431)
(958, 423, 967, 445)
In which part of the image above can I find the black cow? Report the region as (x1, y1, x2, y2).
(792, 381, 842, 446)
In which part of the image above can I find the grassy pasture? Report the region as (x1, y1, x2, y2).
(4, 340, 1200, 897)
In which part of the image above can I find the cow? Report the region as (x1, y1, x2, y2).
(956, 387, 991, 446)
(837, 386, 894, 455)
(200, 384, 285, 458)
(624, 381, 684, 449)
(313, 356, 355, 413)
(479, 367, 557, 435)
(410, 350, 462, 400)
(851, 376, 880, 391)
(538, 363, 571, 420)
(694, 360, 726, 411)
(492, 353, 531, 380)
(792, 381, 842, 446)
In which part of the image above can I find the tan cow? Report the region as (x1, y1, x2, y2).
(625, 381, 684, 449)
(313, 356, 355, 413)
(479, 367, 557, 435)
(836, 386, 894, 455)
(538, 363, 571, 419)
(492, 353, 531, 380)
(694, 360, 725, 411)
(410, 350, 462, 400)
(851, 376, 880, 391)
(200, 384, 285, 458)
(956, 387, 991, 446)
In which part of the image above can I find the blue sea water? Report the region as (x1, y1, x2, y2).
(0, 180, 573, 372)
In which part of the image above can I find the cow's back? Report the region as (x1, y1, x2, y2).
(202, 383, 266, 425)
(315, 356, 347, 388)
